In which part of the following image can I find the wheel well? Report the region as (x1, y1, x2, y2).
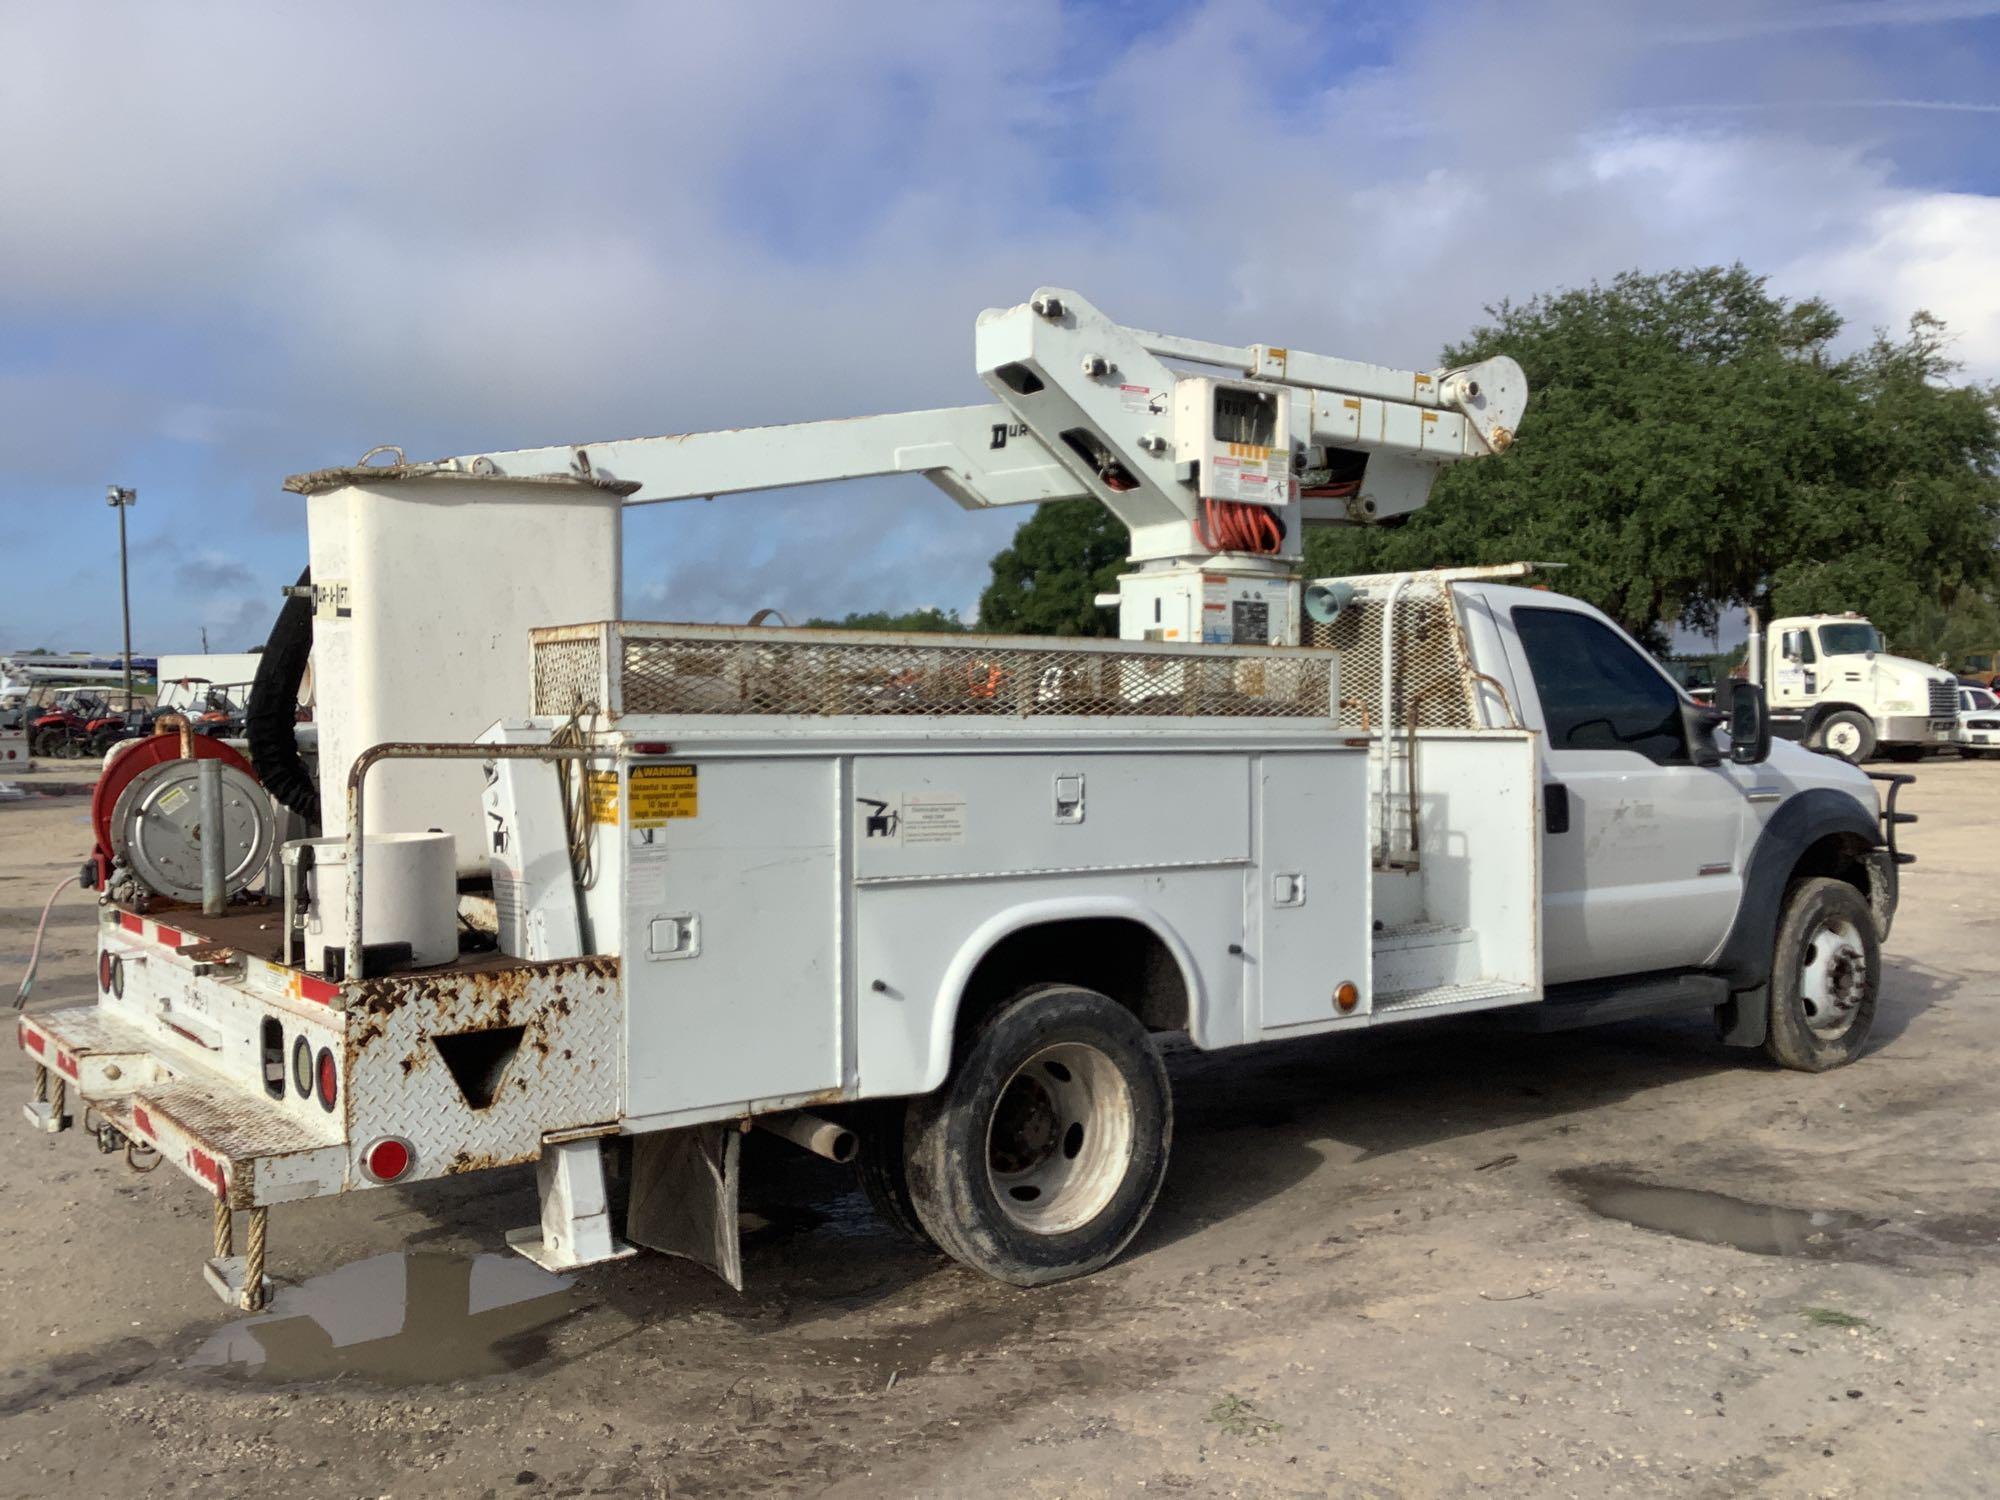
(955, 917, 1190, 1043)
(1790, 831, 1873, 903)
(1804, 702, 1867, 733)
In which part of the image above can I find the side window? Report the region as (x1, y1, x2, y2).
(1512, 607, 1688, 764)
(1799, 631, 1817, 665)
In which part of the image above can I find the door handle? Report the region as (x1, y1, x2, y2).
(1544, 782, 1571, 835)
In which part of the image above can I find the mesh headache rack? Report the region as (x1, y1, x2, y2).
(531, 622, 1340, 721)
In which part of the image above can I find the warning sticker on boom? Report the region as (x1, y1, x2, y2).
(629, 763, 699, 827)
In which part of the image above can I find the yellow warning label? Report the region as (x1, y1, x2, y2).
(629, 763, 698, 827)
(586, 770, 620, 825)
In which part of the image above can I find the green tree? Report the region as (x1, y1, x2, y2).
(978, 500, 1126, 636)
(804, 607, 968, 633)
(1306, 267, 2000, 650)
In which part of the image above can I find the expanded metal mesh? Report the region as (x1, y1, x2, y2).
(531, 624, 1338, 720)
(1304, 577, 1477, 732)
(532, 630, 604, 717)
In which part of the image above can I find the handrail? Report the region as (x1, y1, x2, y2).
(341, 740, 615, 983)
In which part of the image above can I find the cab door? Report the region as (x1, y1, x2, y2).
(1490, 600, 1756, 985)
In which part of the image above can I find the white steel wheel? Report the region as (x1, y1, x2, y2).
(904, 984, 1172, 1287)
(1798, 914, 1868, 1039)
(1815, 711, 1875, 764)
(985, 1042, 1135, 1235)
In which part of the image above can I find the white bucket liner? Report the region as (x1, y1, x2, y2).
(300, 830, 457, 973)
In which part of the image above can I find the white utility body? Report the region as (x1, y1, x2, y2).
(19, 288, 1901, 1309)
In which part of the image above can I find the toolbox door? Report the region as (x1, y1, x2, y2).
(1253, 750, 1372, 1032)
(623, 757, 841, 1117)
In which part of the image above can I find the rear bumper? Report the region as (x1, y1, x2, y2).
(17, 1006, 345, 1207)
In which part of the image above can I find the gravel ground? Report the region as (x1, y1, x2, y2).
(0, 756, 1994, 1498)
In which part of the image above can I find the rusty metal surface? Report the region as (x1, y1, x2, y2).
(532, 621, 1339, 721)
(282, 462, 641, 497)
(343, 956, 622, 1180)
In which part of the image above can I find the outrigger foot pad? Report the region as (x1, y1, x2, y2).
(21, 1099, 68, 1134)
(203, 1255, 273, 1312)
(506, 1138, 637, 1272)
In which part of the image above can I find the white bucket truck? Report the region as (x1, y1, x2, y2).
(17, 289, 1904, 1308)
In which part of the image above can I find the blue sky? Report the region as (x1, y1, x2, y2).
(3, 0, 1997, 653)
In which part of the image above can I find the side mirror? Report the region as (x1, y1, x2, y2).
(1727, 681, 1772, 765)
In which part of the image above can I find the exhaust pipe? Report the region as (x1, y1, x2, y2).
(755, 1110, 856, 1164)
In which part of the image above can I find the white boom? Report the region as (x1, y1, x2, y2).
(440, 287, 1526, 648)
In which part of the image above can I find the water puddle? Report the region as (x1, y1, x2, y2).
(1564, 1172, 1883, 1258)
(189, 1252, 579, 1386)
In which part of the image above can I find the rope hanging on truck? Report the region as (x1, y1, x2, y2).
(550, 703, 599, 891)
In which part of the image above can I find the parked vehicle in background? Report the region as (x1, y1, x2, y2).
(1661, 655, 1719, 706)
(1956, 648, 1999, 692)
(1957, 684, 2000, 758)
(1748, 611, 1956, 764)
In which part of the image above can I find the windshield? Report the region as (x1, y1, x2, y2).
(1817, 622, 1882, 657)
(1969, 689, 1999, 712)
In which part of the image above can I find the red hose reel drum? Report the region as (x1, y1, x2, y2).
(88, 731, 260, 891)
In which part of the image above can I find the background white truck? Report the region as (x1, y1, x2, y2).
(1751, 610, 1956, 763)
(15, 288, 1905, 1310)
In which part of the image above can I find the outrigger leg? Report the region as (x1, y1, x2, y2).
(203, 1195, 272, 1311)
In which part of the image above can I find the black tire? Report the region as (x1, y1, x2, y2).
(1812, 710, 1876, 764)
(904, 985, 1170, 1287)
(1764, 877, 1879, 1072)
(30, 729, 58, 759)
(852, 1100, 937, 1250)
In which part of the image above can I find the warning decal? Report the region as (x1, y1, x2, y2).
(586, 770, 620, 825)
(630, 763, 699, 827)
(901, 793, 966, 846)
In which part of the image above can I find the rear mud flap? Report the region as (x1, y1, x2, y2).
(625, 1124, 742, 1291)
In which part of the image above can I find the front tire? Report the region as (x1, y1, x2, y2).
(904, 985, 1171, 1287)
(1764, 877, 1879, 1072)
(1813, 710, 1876, 764)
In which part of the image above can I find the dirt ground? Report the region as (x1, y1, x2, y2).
(1, 756, 1995, 1498)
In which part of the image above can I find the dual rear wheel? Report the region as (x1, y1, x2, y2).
(857, 985, 1171, 1286)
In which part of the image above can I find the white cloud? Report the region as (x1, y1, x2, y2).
(1, 0, 1995, 652)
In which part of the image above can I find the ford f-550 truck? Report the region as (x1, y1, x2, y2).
(15, 289, 1907, 1310)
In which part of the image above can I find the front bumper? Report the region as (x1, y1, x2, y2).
(1878, 715, 1955, 745)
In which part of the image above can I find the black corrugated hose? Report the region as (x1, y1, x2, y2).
(246, 566, 321, 825)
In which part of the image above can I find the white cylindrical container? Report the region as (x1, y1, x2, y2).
(300, 831, 457, 975)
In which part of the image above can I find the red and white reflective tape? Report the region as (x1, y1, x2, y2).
(115, 912, 192, 950)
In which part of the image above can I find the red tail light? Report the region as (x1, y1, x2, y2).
(360, 1137, 413, 1184)
(315, 1047, 338, 1111)
(98, 951, 112, 993)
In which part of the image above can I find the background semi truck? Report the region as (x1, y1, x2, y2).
(15, 288, 1905, 1312)
(1749, 610, 1956, 763)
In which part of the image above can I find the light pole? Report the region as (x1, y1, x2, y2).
(107, 486, 137, 712)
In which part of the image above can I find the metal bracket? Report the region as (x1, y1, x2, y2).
(505, 1138, 638, 1272)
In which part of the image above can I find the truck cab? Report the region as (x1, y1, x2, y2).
(1761, 612, 1955, 763)
(1457, 585, 1896, 992)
